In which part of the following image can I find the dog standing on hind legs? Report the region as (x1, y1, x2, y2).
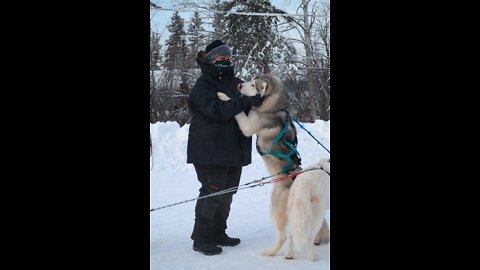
(217, 73, 330, 261)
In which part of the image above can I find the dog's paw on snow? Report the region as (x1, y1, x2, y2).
(314, 236, 330, 245)
(261, 251, 276, 257)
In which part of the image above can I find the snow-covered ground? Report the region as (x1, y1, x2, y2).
(150, 120, 330, 270)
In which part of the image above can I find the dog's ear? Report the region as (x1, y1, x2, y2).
(260, 81, 268, 96)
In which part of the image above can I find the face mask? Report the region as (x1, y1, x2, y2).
(214, 60, 232, 67)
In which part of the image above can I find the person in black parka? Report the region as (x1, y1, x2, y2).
(187, 40, 263, 256)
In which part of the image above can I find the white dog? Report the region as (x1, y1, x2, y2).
(284, 159, 330, 261)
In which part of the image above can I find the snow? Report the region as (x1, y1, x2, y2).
(150, 120, 330, 269)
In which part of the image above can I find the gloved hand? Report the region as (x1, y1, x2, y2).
(240, 94, 263, 109)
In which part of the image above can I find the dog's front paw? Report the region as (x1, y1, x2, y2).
(314, 238, 329, 245)
(308, 255, 318, 262)
(314, 234, 329, 245)
(261, 250, 276, 257)
(314, 226, 330, 245)
(217, 92, 231, 101)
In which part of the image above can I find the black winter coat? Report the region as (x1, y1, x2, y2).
(187, 54, 252, 166)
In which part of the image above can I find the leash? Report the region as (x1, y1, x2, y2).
(292, 118, 330, 154)
(150, 178, 267, 212)
(150, 167, 329, 212)
(265, 167, 329, 184)
(150, 170, 304, 212)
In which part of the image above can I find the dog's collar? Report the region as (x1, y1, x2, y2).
(320, 166, 330, 176)
(314, 166, 330, 176)
(294, 167, 330, 178)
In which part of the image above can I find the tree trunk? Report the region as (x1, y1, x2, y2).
(302, 0, 317, 122)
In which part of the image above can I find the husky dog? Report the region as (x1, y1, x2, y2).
(217, 73, 330, 261)
(218, 73, 301, 175)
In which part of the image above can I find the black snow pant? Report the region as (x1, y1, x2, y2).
(191, 164, 242, 244)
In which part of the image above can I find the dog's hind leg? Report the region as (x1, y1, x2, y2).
(284, 233, 294, 259)
(307, 234, 318, 261)
(314, 219, 330, 245)
(307, 214, 325, 261)
(262, 186, 289, 257)
(261, 214, 287, 256)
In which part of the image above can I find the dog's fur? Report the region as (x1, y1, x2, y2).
(217, 74, 330, 261)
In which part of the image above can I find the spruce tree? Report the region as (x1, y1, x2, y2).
(221, 0, 290, 80)
(186, 11, 206, 67)
(164, 11, 188, 72)
(210, 0, 233, 41)
(150, 31, 162, 70)
(210, 0, 222, 41)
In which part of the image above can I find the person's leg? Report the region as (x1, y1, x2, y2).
(213, 166, 242, 246)
(191, 164, 230, 255)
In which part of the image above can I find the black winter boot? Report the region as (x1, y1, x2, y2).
(193, 241, 222, 255)
(214, 233, 241, 247)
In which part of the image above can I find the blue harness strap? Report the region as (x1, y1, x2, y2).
(260, 110, 301, 175)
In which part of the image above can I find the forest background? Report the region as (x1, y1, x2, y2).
(150, 0, 330, 126)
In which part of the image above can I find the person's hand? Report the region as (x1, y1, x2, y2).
(247, 94, 263, 107)
(241, 94, 263, 108)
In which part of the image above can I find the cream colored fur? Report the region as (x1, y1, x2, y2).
(284, 159, 330, 261)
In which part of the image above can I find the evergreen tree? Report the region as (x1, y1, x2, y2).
(270, 36, 298, 81)
(186, 11, 206, 67)
(164, 11, 188, 72)
(221, 0, 290, 80)
(210, 0, 231, 41)
(150, 31, 162, 70)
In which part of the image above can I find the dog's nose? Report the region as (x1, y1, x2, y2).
(237, 83, 242, 92)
